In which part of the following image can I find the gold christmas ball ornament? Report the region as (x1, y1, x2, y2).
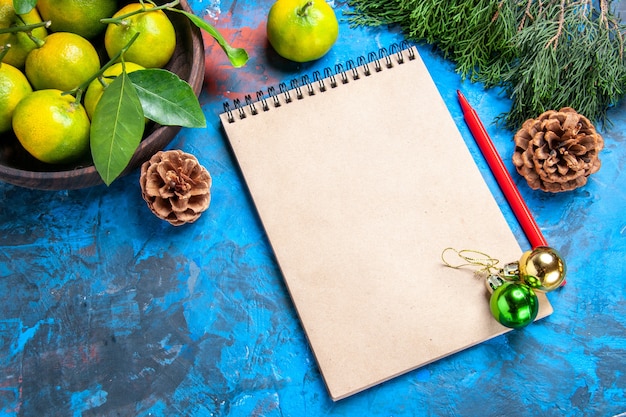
(518, 246, 566, 291)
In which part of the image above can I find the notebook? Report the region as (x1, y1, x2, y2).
(219, 44, 552, 401)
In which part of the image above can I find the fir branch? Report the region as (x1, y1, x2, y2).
(498, 0, 626, 128)
(347, 0, 626, 130)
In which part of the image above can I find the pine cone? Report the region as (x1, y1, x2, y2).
(512, 107, 604, 192)
(139, 150, 212, 226)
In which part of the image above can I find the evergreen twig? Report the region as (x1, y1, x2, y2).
(346, 0, 626, 130)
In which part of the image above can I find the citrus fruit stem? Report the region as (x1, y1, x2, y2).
(0, 20, 51, 35)
(100, 0, 180, 25)
(297, 2, 314, 17)
(26, 32, 46, 48)
(0, 21, 51, 49)
(64, 32, 141, 103)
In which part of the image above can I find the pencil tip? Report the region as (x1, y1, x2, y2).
(456, 90, 471, 112)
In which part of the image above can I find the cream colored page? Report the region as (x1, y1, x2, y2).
(220, 47, 551, 400)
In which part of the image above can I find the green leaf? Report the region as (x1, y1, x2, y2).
(129, 68, 206, 128)
(91, 72, 145, 186)
(12, 0, 37, 14)
(169, 8, 249, 68)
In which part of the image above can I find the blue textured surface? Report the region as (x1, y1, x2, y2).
(1, 1, 625, 416)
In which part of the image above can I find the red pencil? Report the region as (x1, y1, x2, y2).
(456, 90, 548, 249)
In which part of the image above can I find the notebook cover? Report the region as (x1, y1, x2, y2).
(219, 46, 552, 400)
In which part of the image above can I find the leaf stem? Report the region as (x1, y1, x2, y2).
(100, 0, 180, 24)
(0, 20, 51, 34)
(168, 7, 249, 67)
(64, 32, 141, 104)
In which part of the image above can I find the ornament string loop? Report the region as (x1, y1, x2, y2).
(441, 247, 500, 275)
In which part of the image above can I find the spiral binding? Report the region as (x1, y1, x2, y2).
(223, 41, 415, 123)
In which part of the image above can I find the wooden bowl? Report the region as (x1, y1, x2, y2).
(0, 0, 205, 190)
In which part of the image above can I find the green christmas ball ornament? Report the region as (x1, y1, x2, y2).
(489, 282, 539, 329)
(519, 246, 566, 291)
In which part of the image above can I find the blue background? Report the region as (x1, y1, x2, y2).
(1, 1, 625, 416)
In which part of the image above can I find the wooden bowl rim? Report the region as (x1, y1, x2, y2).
(0, 0, 205, 190)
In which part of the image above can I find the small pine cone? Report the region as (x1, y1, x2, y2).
(512, 107, 604, 193)
(139, 150, 212, 226)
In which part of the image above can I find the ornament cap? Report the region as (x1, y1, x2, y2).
(485, 274, 504, 294)
(501, 261, 521, 281)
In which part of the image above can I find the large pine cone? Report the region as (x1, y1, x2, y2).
(139, 150, 212, 226)
(512, 107, 604, 192)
